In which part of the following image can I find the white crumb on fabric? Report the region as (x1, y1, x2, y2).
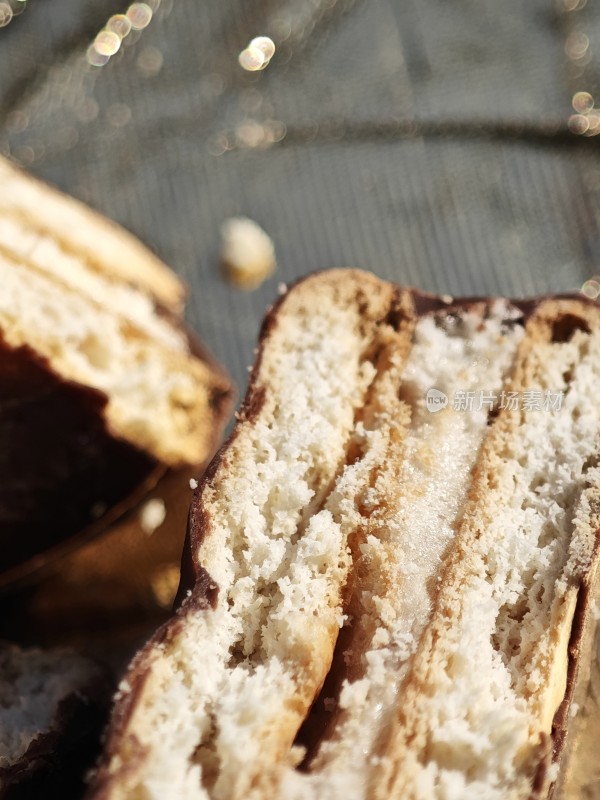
(220, 217, 276, 290)
(139, 498, 166, 535)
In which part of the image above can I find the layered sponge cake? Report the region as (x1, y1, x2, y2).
(90, 270, 600, 800)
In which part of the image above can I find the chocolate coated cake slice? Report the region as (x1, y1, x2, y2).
(0, 158, 233, 578)
(90, 270, 600, 800)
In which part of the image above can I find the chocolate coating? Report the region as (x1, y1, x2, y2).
(0, 340, 160, 581)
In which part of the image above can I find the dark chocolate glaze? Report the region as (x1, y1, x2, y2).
(529, 734, 552, 800)
(411, 288, 458, 316)
(0, 340, 159, 578)
(503, 292, 598, 319)
(411, 287, 597, 322)
(546, 532, 600, 798)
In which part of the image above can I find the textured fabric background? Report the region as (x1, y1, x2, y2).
(1, 0, 600, 393)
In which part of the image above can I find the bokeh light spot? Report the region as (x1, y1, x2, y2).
(94, 30, 122, 57)
(107, 14, 132, 38)
(572, 91, 594, 113)
(581, 279, 600, 299)
(127, 3, 153, 30)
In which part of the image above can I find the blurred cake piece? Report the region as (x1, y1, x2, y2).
(0, 158, 233, 581)
(0, 157, 184, 314)
(0, 643, 110, 799)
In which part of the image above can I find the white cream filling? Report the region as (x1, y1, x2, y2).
(281, 303, 524, 799)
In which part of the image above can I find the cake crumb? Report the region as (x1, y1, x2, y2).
(570, 701, 580, 718)
(220, 217, 276, 289)
(139, 498, 166, 535)
(287, 745, 306, 768)
(189, 478, 199, 490)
